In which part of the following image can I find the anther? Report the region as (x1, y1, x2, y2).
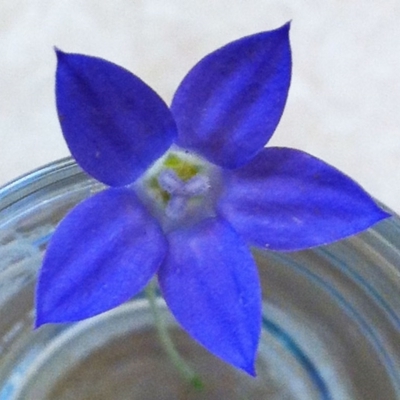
(158, 169, 184, 194)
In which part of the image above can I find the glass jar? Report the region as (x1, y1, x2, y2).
(0, 158, 399, 399)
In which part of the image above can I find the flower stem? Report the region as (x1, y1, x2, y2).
(145, 279, 204, 390)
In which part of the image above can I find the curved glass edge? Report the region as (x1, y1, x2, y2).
(0, 158, 83, 212)
(262, 316, 332, 400)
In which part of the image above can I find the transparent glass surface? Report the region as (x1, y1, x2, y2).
(0, 158, 399, 399)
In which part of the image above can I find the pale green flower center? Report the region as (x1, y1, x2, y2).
(136, 148, 219, 230)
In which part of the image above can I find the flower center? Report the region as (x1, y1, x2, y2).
(136, 149, 218, 230)
(157, 169, 210, 219)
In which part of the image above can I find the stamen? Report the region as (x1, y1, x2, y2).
(181, 175, 210, 196)
(165, 195, 187, 219)
(158, 169, 184, 194)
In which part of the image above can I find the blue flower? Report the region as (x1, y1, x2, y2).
(35, 23, 390, 375)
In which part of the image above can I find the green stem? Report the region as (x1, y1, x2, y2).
(145, 279, 204, 390)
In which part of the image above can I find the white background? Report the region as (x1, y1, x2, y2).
(1, 1, 399, 212)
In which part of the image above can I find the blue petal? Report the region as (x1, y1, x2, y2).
(56, 51, 177, 186)
(36, 188, 167, 326)
(217, 148, 390, 251)
(158, 217, 261, 375)
(171, 23, 291, 168)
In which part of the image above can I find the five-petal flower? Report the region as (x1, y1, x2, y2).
(35, 23, 390, 376)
